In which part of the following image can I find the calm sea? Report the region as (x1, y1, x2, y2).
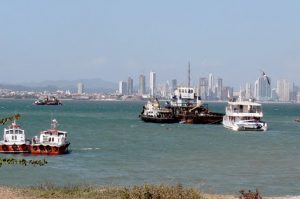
(0, 99, 300, 196)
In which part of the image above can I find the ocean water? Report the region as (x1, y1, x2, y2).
(0, 99, 300, 196)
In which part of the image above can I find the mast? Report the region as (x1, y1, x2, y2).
(188, 61, 190, 87)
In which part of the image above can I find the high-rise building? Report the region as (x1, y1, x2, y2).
(77, 82, 84, 94)
(138, 74, 146, 95)
(277, 79, 290, 101)
(216, 78, 223, 100)
(119, 81, 127, 95)
(245, 83, 253, 99)
(208, 73, 214, 92)
(150, 71, 156, 97)
(171, 79, 177, 94)
(254, 74, 271, 101)
(198, 77, 208, 99)
(127, 77, 133, 95)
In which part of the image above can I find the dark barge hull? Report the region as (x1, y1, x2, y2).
(139, 115, 177, 123)
(176, 113, 224, 124)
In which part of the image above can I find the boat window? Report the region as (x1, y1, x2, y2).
(10, 130, 13, 134)
(52, 137, 54, 142)
(6, 131, 9, 134)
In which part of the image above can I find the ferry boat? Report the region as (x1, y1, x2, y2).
(0, 121, 30, 153)
(169, 86, 224, 124)
(30, 119, 70, 155)
(34, 96, 62, 105)
(139, 98, 177, 123)
(223, 98, 268, 131)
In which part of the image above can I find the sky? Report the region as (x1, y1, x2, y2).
(0, 0, 300, 88)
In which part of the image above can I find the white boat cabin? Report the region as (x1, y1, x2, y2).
(171, 86, 202, 107)
(225, 100, 263, 118)
(1, 122, 26, 145)
(32, 119, 68, 146)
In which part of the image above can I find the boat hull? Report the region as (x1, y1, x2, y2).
(0, 144, 30, 153)
(176, 113, 224, 124)
(139, 115, 177, 123)
(29, 143, 70, 155)
(223, 120, 267, 131)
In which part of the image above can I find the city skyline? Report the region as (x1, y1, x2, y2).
(1, 1, 300, 86)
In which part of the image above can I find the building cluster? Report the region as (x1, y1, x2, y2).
(117, 71, 300, 103)
(0, 72, 299, 103)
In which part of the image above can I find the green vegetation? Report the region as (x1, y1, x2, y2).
(20, 184, 208, 199)
(0, 157, 48, 167)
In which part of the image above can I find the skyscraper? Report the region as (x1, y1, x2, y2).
(138, 74, 146, 95)
(198, 77, 208, 99)
(254, 74, 271, 101)
(150, 71, 156, 97)
(277, 79, 290, 101)
(171, 79, 177, 94)
(119, 81, 127, 95)
(77, 82, 84, 94)
(245, 83, 253, 99)
(216, 78, 223, 100)
(127, 77, 133, 95)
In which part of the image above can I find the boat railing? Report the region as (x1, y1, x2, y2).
(226, 107, 262, 114)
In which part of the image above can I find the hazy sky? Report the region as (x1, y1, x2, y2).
(1, 0, 300, 88)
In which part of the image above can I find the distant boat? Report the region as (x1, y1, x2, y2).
(169, 86, 224, 124)
(34, 96, 62, 105)
(139, 98, 177, 123)
(295, 118, 300, 122)
(223, 97, 267, 131)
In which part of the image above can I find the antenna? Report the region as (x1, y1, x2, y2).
(188, 61, 191, 87)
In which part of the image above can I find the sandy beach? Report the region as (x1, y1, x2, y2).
(1, 186, 300, 199)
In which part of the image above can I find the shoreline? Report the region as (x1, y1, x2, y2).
(0, 185, 300, 199)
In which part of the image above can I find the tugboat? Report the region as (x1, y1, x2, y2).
(30, 119, 70, 155)
(223, 96, 267, 131)
(169, 86, 224, 124)
(0, 121, 30, 153)
(34, 96, 62, 105)
(139, 98, 177, 123)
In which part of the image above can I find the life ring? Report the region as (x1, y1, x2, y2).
(2, 145, 8, 151)
(46, 145, 52, 152)
(33, 146, 38, 151)
(12, 144, 19, 151)
(53, 147, 58, 152)
(21, 144, 28, 152)
(39, 145, 45, 151)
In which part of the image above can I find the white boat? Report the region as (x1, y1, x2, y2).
(0, 121, 30, 153)
(30, 119, 70, 155)
(223, 98, 267, 131)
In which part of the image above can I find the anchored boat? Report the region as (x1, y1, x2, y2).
(30, 119, 70, 155)
(169, 86, 224, 124)
(34, 96, 62, 105)
(0, 121, 30, 153)
(223, 98, 267, 131)
(139, 98, 177, 123)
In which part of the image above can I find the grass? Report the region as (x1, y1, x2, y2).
(18, 184, 209, 199)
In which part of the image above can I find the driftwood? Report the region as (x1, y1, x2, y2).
(239, 189, 262, 199)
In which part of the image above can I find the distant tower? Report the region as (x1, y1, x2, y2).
(171, 79, 177, 94)
(127, 77, 133, 95)
(119, 81, 127, 95)
(208, 73, 214, 94)
(150, 71, 156, 97)
(138, 75, 146, 95)
(198, 77, 208, 99)
(216, 78, 223, 100)
(254, 74, 271, 101)
(245, 83, 253, 99)
(77, 82, 84, 94)
(277, 79, 290, 102)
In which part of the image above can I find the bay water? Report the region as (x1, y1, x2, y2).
(0, 99, 300, 196)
